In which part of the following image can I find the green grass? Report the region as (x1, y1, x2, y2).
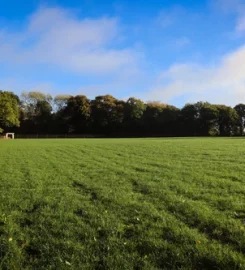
(1, 138, 245, 269)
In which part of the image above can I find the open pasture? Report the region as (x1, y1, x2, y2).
(1, 138, 245, 269)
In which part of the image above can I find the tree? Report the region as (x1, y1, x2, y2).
(64, 95, 91, 133)
(21, 91, 52, 115)
(114, 100, 126, 131)
(124, 97, 146, 133)
(0, 91, 20, 133)
(91, 95, 124, 133)
(197, 102, 219, 136)
(234, 104, 245, 135)
(180, 102, 219, 136)
(180, 103, 198, 135)
(125, 98, 146, 121)
(159, 105, 180, 135)
(20, 91, 52, 120)
(19, 91, 53, 133)
(54, 95, 72, 112)
(34, 100, 52, 133)
(143, 102, 175, 134)
(215, 105, 239, 136)
(1, 89, 245, 137)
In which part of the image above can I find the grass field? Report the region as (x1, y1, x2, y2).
(1, 138, 245, 269)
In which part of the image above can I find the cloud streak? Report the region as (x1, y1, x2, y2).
(0, 6, 139, 75)
(143, 44, 245, 106)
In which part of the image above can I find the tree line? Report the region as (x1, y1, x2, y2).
(1, 90, 245, 136)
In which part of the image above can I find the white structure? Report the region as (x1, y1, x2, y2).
(4, 133, 15, 139)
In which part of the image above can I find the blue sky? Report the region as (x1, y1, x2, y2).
(0, 0, 245, 107)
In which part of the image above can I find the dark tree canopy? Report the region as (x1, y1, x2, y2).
(234, 104, 245, 135)
(0, 90, 244, 137)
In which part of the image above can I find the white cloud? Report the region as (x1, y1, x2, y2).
(0, 7, 139, 74)
(143, 44, 245, 106)
(2, 3, 245, 107)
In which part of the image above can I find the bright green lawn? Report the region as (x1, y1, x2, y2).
(1, 138, 245, 269)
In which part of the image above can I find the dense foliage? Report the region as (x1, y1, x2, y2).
(1, 90, 245, 136)
(0, 91, 20, 133)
